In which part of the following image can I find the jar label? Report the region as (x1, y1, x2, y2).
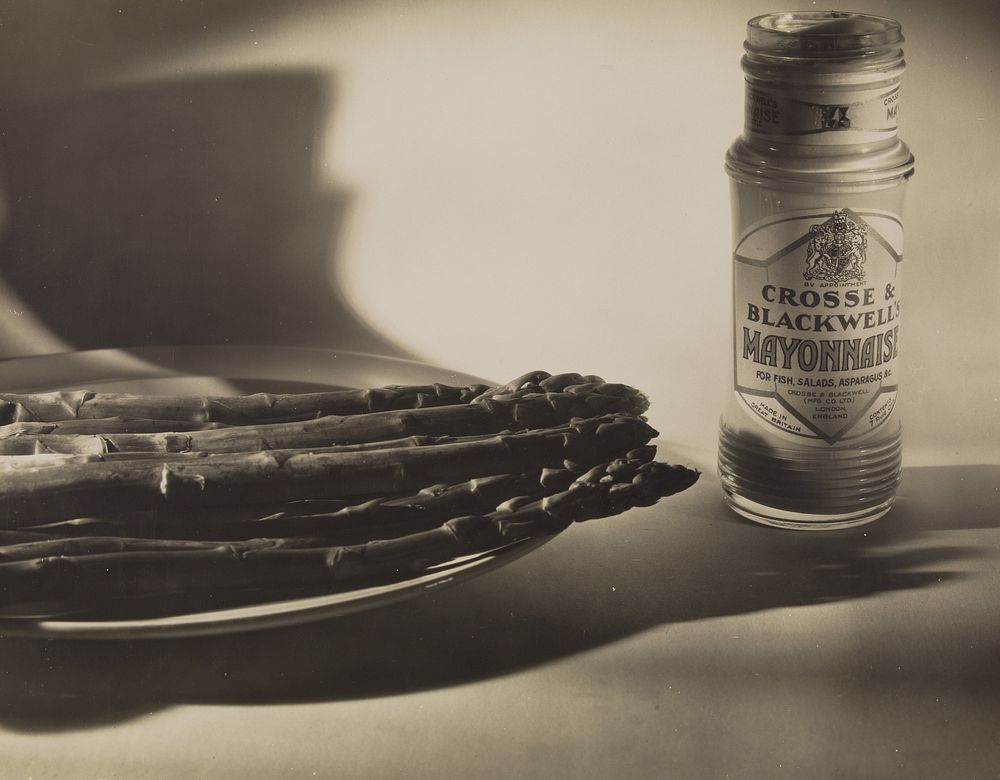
(745, 84, 900, 144)
(732, 208, 902, 444)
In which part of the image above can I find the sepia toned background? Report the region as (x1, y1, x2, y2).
(0, 2, 998, 778)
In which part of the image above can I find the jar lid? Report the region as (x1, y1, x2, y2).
(746, 11, 903, 59)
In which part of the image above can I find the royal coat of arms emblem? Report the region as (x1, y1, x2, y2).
(803, 209, 868, 283)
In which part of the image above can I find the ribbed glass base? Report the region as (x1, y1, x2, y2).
(718, 423, 901, 530)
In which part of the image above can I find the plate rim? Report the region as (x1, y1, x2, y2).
(0, 344, 493, 392)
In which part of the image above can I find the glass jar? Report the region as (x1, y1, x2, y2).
(718, 11, 915, 530)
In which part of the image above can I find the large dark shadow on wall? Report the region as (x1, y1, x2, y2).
(0, 72, 405, 357)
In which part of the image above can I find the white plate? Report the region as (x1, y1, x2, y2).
(0, 346, 553, 639)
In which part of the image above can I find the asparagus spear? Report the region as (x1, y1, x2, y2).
(0, 534, 273, 561)
(0, 431, 537, 470)
(0, 453, 698, 616)
(0, 418, 230, 437)
(0, 380, 648, 456)
(0, 381, 490, 426)
(0, 413, 657, 528)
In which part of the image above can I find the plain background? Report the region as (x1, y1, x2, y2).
(0, 0, 996, 462)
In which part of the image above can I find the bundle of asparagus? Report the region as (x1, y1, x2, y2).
(0, 450, 697, 615)
(0, 371, 697, 619)
(0, 380, 491, 426)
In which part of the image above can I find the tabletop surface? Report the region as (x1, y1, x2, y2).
(1, 441, 996, 780)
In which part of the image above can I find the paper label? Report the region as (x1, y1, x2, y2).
(733, 208, 902, 444)
(745, 84, 900, 144)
